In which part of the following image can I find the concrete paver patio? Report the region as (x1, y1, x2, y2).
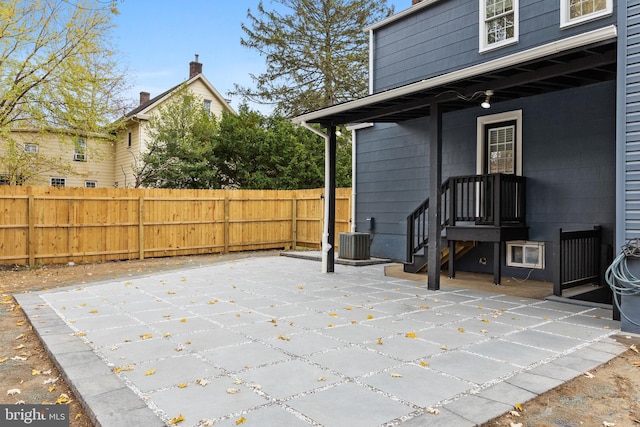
(16, 255, 626, 426)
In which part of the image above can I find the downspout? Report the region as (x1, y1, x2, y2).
(299, 122, 332, 273)
(351, 129, 356, 232)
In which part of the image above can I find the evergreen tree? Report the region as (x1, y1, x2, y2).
(235, 0, 394, 117)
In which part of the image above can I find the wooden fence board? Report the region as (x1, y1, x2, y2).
(0, 186, 352, 265)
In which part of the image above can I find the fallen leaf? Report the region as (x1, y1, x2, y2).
(226, 388, 241, 394)
(0, 358, 8, 364)
(509, 410, 521, 417)
(440, 345, 448, 351)
(75, 414, 82, 420)
(235, 416, 246, 425)
(480, 329, 489, 334)
(76, 332, 86, 337)
(15, 333, 24, 340)
(457, 327, 465, 333)
(248, 384, 262, 390)
(89, 309, 99, 314)
(140, 333, 153, 340)
(48, 385, 56, 393)
(177, 383, 188, 388)
(481, 319, 490, 323)
(278, 334, 290, 341)
(31, 369, 41, 376)
(43, 377, 58, 385)
(630, 344, 638, 354)
(163, 333, 171, 338)
(197, 419, 214, 426)
(510, 423, 523, 427)
(367, 314, 374, 319)
(167, 291, 176, 295)
(329, 313, 338, 317)
(377, 338, 383, 345)
(297, 285, 303, 289)
(419, 361, 429, 367)
(515, 403, 524, 412)
(55, 393, 70, 404)
(327, 323, 335, 327)
(317, 376, 326, 382)
(196, 379, 210, 387)
(7, 389, 21, 396)
(390, 372, 402, 378)
(170, 414, 185, 424)
(426, 407, 439, 415)
(180, 318, 187, 323)
(345, 306, 353, 310)
(584, 371, 594, 379)
(145, 368, 156, 376)
(602, 422, 615, 427)
(14, 344, 25, 350)
(405, 331, 417, 338)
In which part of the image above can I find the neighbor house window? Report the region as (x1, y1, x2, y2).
(24, 143, 39, 154)
(50, 177, 66, 187)
(0, 175, 9, 185)
(560, 0, 612, 28)
(203, 99, 212, 114)
(74, 138, 87, 161)
(127, 132, 132, 148)
(85, 180, 97, 188)
(480, 0, 519, 52)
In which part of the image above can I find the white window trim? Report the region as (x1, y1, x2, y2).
(506, 240, 545, 269)
(50, 177, 66, 187)
(85, 180, 97, 188)
(24, 143, 39, 154)
(476, 110, 523, 175)
(479, 0, 519, 53)
(560, 0, 612, 29)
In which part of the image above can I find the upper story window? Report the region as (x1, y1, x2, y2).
(560, 0, 612, 28)
(203, 99, 212, 113)
(480, 0, 519, 52)
(85, 180, 97, 188)
(24, 143, 39, 154)
(127, 132, 132, 148)
(74, 137, 87, 162)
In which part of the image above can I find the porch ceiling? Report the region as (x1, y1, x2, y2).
(294, 38, 616, 126)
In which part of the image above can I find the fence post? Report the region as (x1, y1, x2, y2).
(138, 196, 145, 260)
(224, 198, 230, 254)
(291, 198, 297, 250)
(28, 195, 35, 266)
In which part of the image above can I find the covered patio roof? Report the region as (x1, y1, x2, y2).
(292, 25, 617, 126)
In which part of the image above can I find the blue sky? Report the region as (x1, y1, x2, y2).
(112, 1, 408, 112)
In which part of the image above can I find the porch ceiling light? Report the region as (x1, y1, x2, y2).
(481, 90, 493, 109)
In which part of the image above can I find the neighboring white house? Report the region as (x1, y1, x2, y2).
(0, 56, 235, 188)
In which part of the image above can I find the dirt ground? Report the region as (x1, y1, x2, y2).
(1, 251, 639, 427)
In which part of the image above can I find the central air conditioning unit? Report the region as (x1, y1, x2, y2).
(338, 232, 370, 260)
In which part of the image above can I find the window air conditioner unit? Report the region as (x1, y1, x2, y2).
(506, 241, 545, 269)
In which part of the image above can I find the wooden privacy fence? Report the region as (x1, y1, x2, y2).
(0, 186, 352, 266)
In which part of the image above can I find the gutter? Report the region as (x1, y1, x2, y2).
(299, 122, 332, 273)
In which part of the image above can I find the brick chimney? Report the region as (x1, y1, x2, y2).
(189, 54, 202, 79)
(139, 91, 150, 105)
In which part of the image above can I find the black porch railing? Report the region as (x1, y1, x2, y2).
(406, 174, 526, 263)
(553, 226, 602, 296)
